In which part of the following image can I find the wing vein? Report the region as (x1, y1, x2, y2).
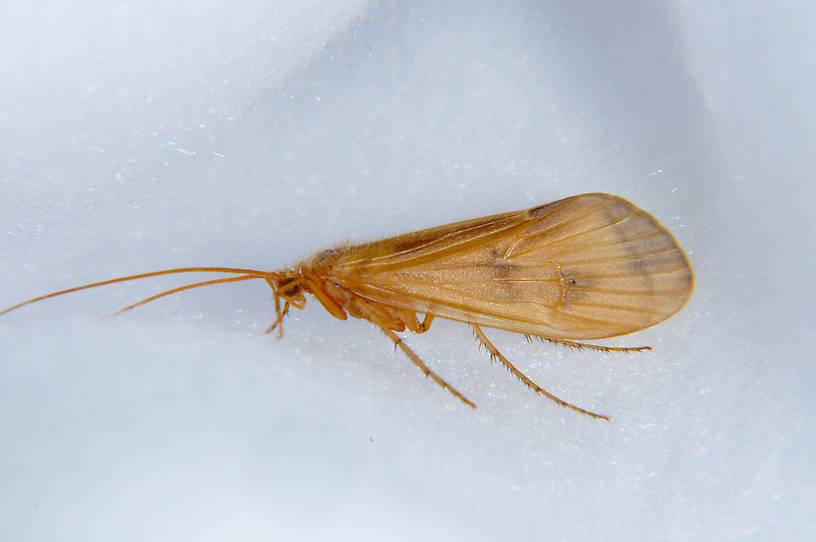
(508, 212, 636, 259)
(515, 201, 619, 242)
(354, 220, 522, 268)
(553, 244, 682, 265)
(558, 301, 667, 316)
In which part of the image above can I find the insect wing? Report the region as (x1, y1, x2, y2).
(329, 194, 693, 339)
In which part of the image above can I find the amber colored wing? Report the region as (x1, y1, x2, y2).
(328, 193, 693, 340)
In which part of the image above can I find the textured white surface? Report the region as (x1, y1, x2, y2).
(2, 1, 814, 540)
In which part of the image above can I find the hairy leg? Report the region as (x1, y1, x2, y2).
(533, 336, 650, 353)
(355, 299, 475, 408)
(473, 325, 608, 420)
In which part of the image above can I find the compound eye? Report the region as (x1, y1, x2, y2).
(278, 278, 300, 297)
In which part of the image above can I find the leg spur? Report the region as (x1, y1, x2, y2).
(354, 298, 475, 409)
(472, 325, 609, 420)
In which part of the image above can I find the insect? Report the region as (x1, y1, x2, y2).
(2, 193, 693, 419)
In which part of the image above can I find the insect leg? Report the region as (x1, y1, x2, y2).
(537, 337, 651, 353)
(264, 301, 290, 338)
(379, 325, 476, 409)
(471, 325, 609, 420)
(416, 314, 435, 333)
(395, 310, 435, 334)
(354, 299, 475, 409)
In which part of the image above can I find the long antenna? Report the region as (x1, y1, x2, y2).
(111, 274, 262, 316)
(0, 267, 272, 316)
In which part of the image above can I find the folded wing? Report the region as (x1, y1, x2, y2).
(329, 193, 693, 339)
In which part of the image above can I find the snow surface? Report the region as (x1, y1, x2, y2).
(2, 1, 815, 540)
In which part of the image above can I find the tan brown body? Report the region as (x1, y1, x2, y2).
(2, 194, 693, 419)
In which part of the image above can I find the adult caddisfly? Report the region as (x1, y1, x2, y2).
(2, 193, 694, 419)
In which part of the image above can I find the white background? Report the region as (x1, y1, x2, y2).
(2, 1, 814, 540)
